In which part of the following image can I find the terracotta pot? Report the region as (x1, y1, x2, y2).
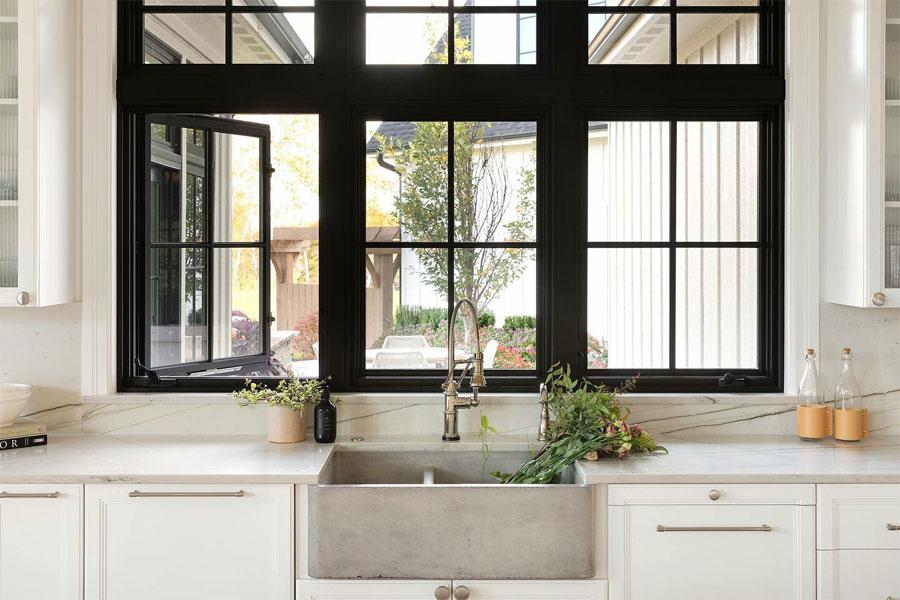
(267, 404, 306, 443)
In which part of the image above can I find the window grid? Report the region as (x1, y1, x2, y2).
(586, 0, 765, 66)
(139, 0, 315, 65)
(363, 120, 540, 374)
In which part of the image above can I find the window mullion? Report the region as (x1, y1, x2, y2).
(668, 120, 677, 372)
(448, 121, 456, 320)
(205, 126, 215, 368)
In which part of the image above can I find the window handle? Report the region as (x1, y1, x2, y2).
(718, 373, 749, 387)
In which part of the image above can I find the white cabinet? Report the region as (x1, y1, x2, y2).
(85, 484, 293, 600)
(297, 580, 451, 600)
(0, 0, 77, 307)
(818, 550, 900, 600)
(823, 0, 900, 307)
(608, 484, 816, 600)
(817, 485, 900, 599)
(0, 484, 82, 600)
(297, 580, 606, 600)
(452, 580, 607, 599)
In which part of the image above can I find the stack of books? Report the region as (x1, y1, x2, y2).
(0, 419, 47, 451)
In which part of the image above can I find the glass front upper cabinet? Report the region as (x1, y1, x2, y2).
(886, 0, 900, 291)
(0, 0, 77, 307)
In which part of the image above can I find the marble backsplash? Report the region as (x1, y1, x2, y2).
(9, 300, 900, 439)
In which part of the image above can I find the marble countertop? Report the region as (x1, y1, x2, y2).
(4, 433, 900, 484)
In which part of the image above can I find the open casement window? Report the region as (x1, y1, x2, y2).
(143, 114, 273, 379)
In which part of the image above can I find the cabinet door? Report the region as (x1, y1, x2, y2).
(609, 503, 815, 600)
(0, 484, 82, 600)
(452, 580, 607, 599)
(818, 550, 900, 600)
(85, 484, 292, 600)
(297, 580, 450, 600)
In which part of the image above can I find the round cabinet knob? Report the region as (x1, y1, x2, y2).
(873, 291, 888, 307)
(454, 586, 470, 600)
(709, 489, 721, 501)
(434, 586, 452, 600)
(15, 291, 30, 306)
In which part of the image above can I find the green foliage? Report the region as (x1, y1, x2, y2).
(495, 364, 666, 484)
(394, 305, 445, 330)
(233, 374, 327, 413)
(477, 310, 496, 329)
(502, 315, 536, 331)
(479, 413, 498, 482)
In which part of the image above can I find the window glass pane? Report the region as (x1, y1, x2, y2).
(517, 14, 536, 64)
(366, 13, 449, 64)
(236, 114, 320, 377)
(149, 125, 207, 243)
(588, 13, 669, 64)
(675, 248, 757, 368)
(232, 12, 314, 64)
(454, 121, 536, 243)
(366, 248, 448, 370)
(366, 121, 448, 242)
(454, 248, 536, 370)
(144, 13, 226, 64)
(214, 131, 261, 243)
(214, 248, 262, 359)
(456, 13, 523, 64)
(150, 248, 209, 367)
(144, 0, 224, 5)
(588, 121, 669, 242)
(455, 0, 532, 5)
(587, 248, 669, 369)
(675, 121, 758, 242)
(587, 0, 670, 5)
(890, 0, 900, 20)
(677, 13, 758, 64)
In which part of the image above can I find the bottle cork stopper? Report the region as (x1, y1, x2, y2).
(843, 347, 852, 353)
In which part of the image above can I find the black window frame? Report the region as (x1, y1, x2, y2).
(117, 0, 785, 394)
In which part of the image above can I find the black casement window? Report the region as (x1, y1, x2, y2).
(118, 1, 785, 393)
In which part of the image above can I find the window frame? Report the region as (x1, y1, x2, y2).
(117, 0, 786, 394)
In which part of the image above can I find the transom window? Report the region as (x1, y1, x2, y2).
(118, 0, 785, 393)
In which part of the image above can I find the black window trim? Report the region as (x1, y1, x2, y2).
(117, 0, 786, 394)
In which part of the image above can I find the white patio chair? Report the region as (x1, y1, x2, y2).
(382, 335, 429, 349)
(482, 339, 499, 369)
(371, 350, 430, 369)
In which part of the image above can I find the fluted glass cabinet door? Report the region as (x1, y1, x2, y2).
(0, 0, 17, 292)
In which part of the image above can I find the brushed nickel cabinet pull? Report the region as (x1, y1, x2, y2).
(128, 490, 245, 498)
(0, 491, 60, 499)
(434, 585, 451, 600)
(657, 525, 772, 532)
(886, 523, 900, 531)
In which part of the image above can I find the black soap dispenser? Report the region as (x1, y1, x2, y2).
(314, 381, 336, 443)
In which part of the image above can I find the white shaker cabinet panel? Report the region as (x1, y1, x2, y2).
(297, 580, 451, 600)
(818, 484, 900, 550)
(818, 550, 900, 600)
(452, 580, 607, 599)
(0, 484, 82, 600)
(609, 485, 815, 600)
(85, 484, 293, 600)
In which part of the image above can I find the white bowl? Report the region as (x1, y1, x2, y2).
(0, 384, 31, 427)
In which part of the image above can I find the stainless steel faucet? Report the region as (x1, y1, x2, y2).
(442, 298, 485, 441)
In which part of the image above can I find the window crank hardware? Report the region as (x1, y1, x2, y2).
(718, 373, 749, 387)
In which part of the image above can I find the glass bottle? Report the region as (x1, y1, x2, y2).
(833, 348, 866, 442)
(796, 349, 829, 440)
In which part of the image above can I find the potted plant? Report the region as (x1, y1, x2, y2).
(234, 375, 324, 443)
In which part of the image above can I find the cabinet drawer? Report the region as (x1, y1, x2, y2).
(609, 484, 815, 506)
(609, 503, 815, 600)
(819, 485, 900, 549)
(818, 550, 900, 600)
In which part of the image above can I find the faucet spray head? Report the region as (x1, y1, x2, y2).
(470, 353, 486, 389)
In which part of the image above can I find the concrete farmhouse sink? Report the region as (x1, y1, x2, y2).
(307, 449, 595, 580)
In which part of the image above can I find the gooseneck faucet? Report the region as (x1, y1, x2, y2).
(442, 298, 486, 441)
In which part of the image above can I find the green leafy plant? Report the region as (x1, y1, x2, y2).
(502, 315, 536, 331)
(479, 413, 498, 482)
(233, 374, 327, 414)
(495, 364, 666, 484)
